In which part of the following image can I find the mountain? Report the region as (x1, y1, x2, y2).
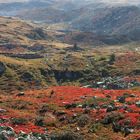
(0, 0, 55, 16)
(1, 0, 140, 44)
(16, 1, 107, 23)
(12, 1, 140, 43)
(71, 5, 140, 34)
(0, 16, 51, 52)
(0, 1, 140, 139)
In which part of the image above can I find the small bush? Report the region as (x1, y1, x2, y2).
(34, 117, 45, 127)
(51, 131, 84, 140)
(102, 112, 124, 124)
(77, 114, 90, 127)
(89, 123, 102, 133)
(11, 118, 27, 125)
(108, 54, 116, 65)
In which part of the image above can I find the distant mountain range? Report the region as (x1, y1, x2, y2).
(1, 0, 140, 44)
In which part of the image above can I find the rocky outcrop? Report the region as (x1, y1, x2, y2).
(0, 126, 49, 140)
(21, 72, 34, 82)
(26, 28, 47, 40)
(0, 62, 6, 76)
(54, 70, 82, 82)
(0, 53, 43, 59)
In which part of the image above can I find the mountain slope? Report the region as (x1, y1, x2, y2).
(15, 2, 140, 43)
(1, 0, 140, 43)
(71, 5, 140, 34)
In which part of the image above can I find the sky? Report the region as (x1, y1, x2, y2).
(102, 0, 140, 4)
(0, 0, 29, 2)
(0, 0, 140, 4)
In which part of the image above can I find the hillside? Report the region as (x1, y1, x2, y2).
(71, 5, 140, 35)
(0, 86, 140, 139)
(13, 3, 140, 44)
(0, 2, 140, 139)
(1, 16, 140, 92)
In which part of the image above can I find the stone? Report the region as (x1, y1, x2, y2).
(117, 96, 125, 103)
(130, 94, 136, 97)
(16, 92, 25, 97)
(106, 105, 116, 112)
(136, 101, 140, 107)
(0, 131, 9, 140)
(15, 137, 26, 140)
(5, 126, 15, 137)
(112, 122, 121, 132)
(77, 104, 82, 108)
(123, 127, 134, 137)
(59, 116, 66, 122)
(56, 111, 66, 116)
(64, 103, 77, 109)
(0, 108, 7, 113)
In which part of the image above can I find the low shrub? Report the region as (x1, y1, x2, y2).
(11, 118, 27, 125)
(77, 114, 90, 127)
(50, 130, 84, 140)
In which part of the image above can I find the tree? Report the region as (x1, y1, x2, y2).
(73, 43, 78, 50)
(109, 53, 116, 65)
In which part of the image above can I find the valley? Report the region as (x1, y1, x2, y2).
(0, 0, 140, 140)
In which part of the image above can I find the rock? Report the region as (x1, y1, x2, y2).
(77, 104, 82, 108)
(102, 112, 124, 125)
(122, 104, 128, 110)
(27, 134, 38, 140)
(114, 100, 119, 102)
(93, 96, 97, 99)
(64, 103, 77, 109)
(89, 103, 98, 109)
(72, 113, 77, 119)
(82, 104, 88, 108)
(102, 117, 112, 124)
(76, 127, 80, 131)
(0, 108, 7, 113)
(130, 94, 136, 97)
(50, 131, 84, 140)
(59, 116, 66, 122)
(100, 104, 108, 109)
(18, 131, 27, 138)
(106, 95, 111, 98)
(123, 127, 134, 137)
(56, 111, 66, 116)
(15, 137, 26, 140)
(136, 101, 140, 107)
(84, 107, 91, 114)
(21, 72, 34, 82)
(0, 125, 48, 140)
(0, 118, 7, 124)
(0, 131, 9, 140)
(77, 115, 90, 127)
(34, 117, 45, 127)
(5, 126, 15, 137)
(39, 104, 49, 114)
(16, 92, 25, 97)
(0, 62, 6, 76)
(80, 96, 86, 99)
(112, 122, 121, 132)
(106, 105, 117, 112)
(117, 96, 125, 103)
(0, 126, 15, 138)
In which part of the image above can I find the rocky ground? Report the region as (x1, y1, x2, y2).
(0, 16, 140, 140)
(0, 86, 139, 140)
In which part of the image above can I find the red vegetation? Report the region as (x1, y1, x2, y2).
(0, 86, 140, 139)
